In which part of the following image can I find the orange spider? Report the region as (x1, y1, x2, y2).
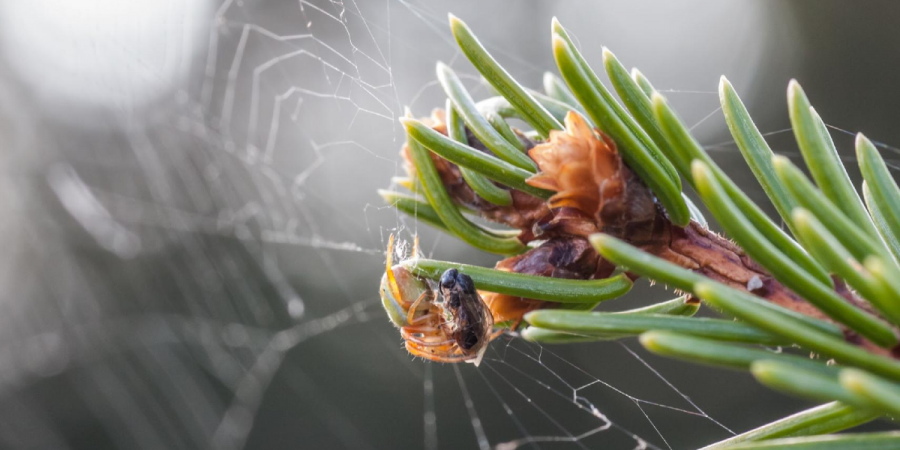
(380, 235, 494, 364)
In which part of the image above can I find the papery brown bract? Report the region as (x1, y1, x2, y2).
(526, 112, 657, 232)
(482, 236, 615, 323)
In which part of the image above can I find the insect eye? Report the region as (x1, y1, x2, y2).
(439, 268, 458, 289)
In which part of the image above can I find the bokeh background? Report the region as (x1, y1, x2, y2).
(1, 1, 899, 449)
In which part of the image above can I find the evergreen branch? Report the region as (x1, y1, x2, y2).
(450, 14, 563, 137)
(551, 18, 689, 225)
(858, 134, 900, 262)
(403, 258, 633, 303)
(401, 117, 552, 199)
(788, 81, 879, 238)
(652, 94, 832, 285)
(692, 161, 896, 346)
(526, 312, 787, 345)
(437, 62, 536, 171)
(719, 76, 799, 230)
(406, 136, 525, 254)
(702, 402, 877, 449)
(446, 100, 513, 206)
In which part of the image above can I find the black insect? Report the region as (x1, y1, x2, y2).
(439, 269, 490, 352)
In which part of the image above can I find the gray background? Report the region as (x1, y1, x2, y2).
(0, 1, 898, 449)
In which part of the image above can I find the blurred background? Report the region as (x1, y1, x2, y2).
(1, 0, 899, 449)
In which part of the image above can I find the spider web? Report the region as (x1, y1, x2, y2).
(1, 1, 898, 449)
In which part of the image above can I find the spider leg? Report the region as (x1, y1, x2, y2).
(489, 328, 506, 341)
(408, 313, 437, 324)
(401, 325, 438, 334)
(405, 336, 455, 347)
(406, 291, 430, 324)
(488, 317, 522, 341)
(407, 340, 453, 353)
(406, 341, 471, 363)
(401, 327, 452, 346)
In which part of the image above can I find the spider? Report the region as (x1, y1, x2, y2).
(381, 235, 494, 364)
